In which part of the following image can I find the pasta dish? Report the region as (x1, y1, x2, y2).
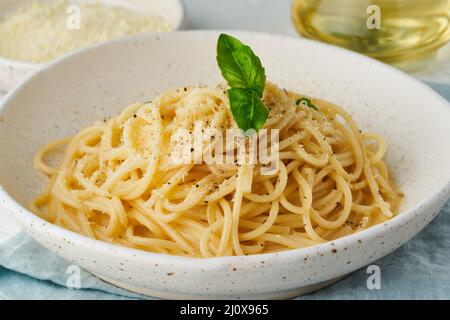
(31, 82, 403, 257)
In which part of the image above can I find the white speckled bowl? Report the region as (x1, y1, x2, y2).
(0, 0, 186, 91)
(1, 31, 450, 299)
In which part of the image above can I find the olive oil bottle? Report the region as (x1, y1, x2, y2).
(291, 0, 450, 64)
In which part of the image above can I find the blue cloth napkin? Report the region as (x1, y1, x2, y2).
(0, 82, 449, 300)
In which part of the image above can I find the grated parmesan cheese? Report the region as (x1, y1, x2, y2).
(0, 1, 172, 63)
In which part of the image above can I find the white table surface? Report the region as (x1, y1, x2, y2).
(1, 0, 449, 245)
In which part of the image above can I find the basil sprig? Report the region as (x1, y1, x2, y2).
(216, 34, 269, 133)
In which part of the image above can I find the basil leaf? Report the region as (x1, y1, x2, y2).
(228, 88, 269, 133)
(216, 34, 269, 132)
(296, 97, 318, 111)
(217, 34, 266, 97)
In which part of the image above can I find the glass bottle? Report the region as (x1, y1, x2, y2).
(291, 0, 450, 64)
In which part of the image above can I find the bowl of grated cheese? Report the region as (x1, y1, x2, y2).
(0, 0, 185, 91)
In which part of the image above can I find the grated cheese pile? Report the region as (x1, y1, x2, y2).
(0, 1, 172, 63)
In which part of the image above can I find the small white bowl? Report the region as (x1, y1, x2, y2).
(0, 0, 186, 91)
(0, 31, 450, 299)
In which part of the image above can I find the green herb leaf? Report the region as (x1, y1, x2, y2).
(216, 34, 266, 97)
(228, 88, 269, 133)
(296, 97, 318, 111)
(216, 34, 269, 133)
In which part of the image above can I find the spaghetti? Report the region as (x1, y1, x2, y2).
(31, 83, 403, 257)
